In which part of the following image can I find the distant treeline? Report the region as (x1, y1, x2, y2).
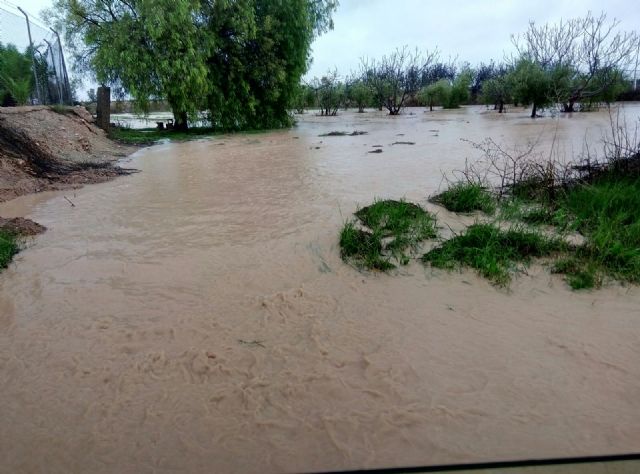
(300, 12, 640, 118)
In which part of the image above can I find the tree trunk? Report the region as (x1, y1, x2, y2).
(530, 102, 537, 118)
(174, 110, 189, 131)
(498, 101, 504, 113)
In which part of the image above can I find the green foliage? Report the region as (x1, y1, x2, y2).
(446, 68, 472, 108)
(431, 183, 496, 214)
(292, 83, 316, 113)
(509, 59, 552, 117)
(561, 176, 640, 284)
(497, 172, 640, 289)
(422, 224, 564, 286)
(340, 199, 437, 270)
(339, 222, 393, 271)
(0, 231, 19, 270)
(348, 80, 371, 112)
(417, 69, 472, 109)
(481, 75, 512, 112)
(551, 257, 599, 290)
(312, 69, 345, 116)
(418, 79, 449, 110)
(0, 43, 34, 105)
(53, 0, 337, 130)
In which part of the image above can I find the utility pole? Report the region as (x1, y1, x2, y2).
(17, 7, 42, 105)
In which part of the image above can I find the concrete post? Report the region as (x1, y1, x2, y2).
(96, 86, 111, 132)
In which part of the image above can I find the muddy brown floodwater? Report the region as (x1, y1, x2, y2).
(1, 106, 640, 474)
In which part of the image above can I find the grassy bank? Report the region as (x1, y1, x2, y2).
(109, 127, 217, 145)
(0, 231, 19, 270)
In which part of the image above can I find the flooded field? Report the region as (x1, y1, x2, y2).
(1, 105, 639, 473)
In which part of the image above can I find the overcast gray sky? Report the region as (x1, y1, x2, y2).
(6, 0, 640, 80)
(305, 0, 640, 78)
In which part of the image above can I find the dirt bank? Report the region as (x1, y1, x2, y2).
(0, 106, 136, 204)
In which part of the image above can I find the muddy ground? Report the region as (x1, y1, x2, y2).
(0, 106, 135, 234)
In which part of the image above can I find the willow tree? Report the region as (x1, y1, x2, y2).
(51, 0, 212, 129)
(51, 0, 337, 130)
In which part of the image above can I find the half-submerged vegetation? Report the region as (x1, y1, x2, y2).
(422, 224, 564, 286)
(430, 182, 496, 214)
(341, 113, 640, 291)
(340, 199, 437, 270)
(425, 116, 640, 290)
(0, 231, 19, 270)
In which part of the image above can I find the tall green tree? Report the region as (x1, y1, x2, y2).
(52, 0, 210, 129)
(52, 0, 337, 130)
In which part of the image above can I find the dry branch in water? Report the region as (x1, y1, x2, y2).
(450, 109, 640, 201)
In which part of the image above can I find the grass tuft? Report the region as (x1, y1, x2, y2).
(551, 257, 600, 290)
(422, 223, 564, 286)
(0, 231, 19, 269)
(340, 199, 437, 271)
(430, 182, 496, 214)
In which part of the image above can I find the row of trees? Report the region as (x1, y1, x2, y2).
(51, 0, 338, 130)
(302, 12, 639, 118)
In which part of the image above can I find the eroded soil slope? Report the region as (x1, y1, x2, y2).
(0, 106, 135, 204)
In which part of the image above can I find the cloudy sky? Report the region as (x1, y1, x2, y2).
(305, 0, 640, 78)
(6, 0, 640, 79)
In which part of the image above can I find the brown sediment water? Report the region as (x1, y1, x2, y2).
(1, 106, 639, 473)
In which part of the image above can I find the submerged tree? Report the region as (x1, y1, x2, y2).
(509, 59, 552, 118)
(512, 12, 639, 112)
(418, 80, 448, 111)
(347, 76, 371, 112)
(362, 46, 438, 115)
(311, 69, 344, 116)
(481, 75, 512, 113)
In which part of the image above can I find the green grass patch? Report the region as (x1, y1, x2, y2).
(0, 231, 19, 270)
(496, 173, 640, 289)
(560, 176, 640, 284)
(551, 256, 600, 290)
(430, 182, 496, 214)
(109, 126, 217, 145)
(422, 223, 564, 286)
(340, 199, 437, 270)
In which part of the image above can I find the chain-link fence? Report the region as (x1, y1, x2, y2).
(0, 0, 71, 105)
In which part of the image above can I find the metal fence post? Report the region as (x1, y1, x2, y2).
(51, 28, 71, 104)
(16, 6, 42, 105)
(44, 39, 63, 104)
